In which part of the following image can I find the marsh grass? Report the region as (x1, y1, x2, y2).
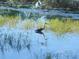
(22, 19, 47, 30)
(6, 16, 20, 28)
(36, 20, 45, 29)
(0, 16, 6, 26)
(0, 15, 20, 28)
(48, 18, 79, 35)
(45, 52, 52, 59)
(0, 15, 79, 35)
(22, 19, 35, 30)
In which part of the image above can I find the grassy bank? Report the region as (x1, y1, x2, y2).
(0, 16, 79, 34)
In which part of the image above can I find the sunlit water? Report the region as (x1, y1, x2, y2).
(0, 27, 79, 59)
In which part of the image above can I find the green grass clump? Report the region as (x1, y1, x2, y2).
(0, 15, 19, 27)
(0, 16, 6, 26)
(47, 18, 79, 34)
(22, 19, 35, 30)
(22, 19, 46, 30)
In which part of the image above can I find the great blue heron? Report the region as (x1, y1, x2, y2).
(35, 22, 48, 46)
(35, 22, 47, 40)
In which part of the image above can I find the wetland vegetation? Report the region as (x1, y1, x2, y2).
(0, 0, 79, 59)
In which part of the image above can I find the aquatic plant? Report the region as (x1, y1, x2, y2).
(1, 14, 79, 35)
(0, 15, 6, 26)
(47, 18, 79, 35)
(0, 15, 20, 28)
(22, 19, 46, 30)
(36, 20, 45, 29)
(46, 52, 52, 59)
(22, 19, 35, 30)
(5, 16, 20, 28)
(72, 20, 79, 32)
(47, 18, 65, 35)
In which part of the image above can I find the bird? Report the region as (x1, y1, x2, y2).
(35, 22, 48, 46)
(35, 0, 42, 8)
(35, 22, 47, 40)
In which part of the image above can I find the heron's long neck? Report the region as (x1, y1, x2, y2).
(43, 23, 46, 29)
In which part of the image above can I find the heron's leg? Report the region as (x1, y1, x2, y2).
(41, 33, 47, 46)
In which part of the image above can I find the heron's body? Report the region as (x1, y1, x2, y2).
(35, 22, 46, 34)
(35, 28, 44, 34)
(35, 23, 47, 40)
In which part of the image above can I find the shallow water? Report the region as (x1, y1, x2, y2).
(0, 27, 79, 59)
(0, 6, 79, 19)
